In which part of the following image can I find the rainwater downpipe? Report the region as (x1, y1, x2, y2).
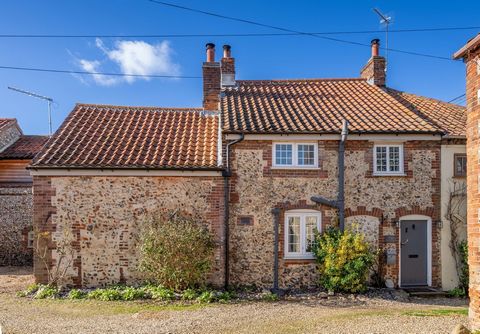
(223, 133, 244, 289)
(310, 119, 349, 231)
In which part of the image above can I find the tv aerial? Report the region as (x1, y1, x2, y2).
(373, 8, 392, 72)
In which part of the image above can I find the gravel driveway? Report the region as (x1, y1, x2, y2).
(0, 267, 468, 334)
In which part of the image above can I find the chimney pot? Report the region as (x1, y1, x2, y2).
(206, 43, 215, 62)
(371, 39, 380, 57)
(223, 44, 232, 58)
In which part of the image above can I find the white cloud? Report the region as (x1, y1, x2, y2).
(76, 39, 180, 86)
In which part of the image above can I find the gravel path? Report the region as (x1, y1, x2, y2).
(0, 267, 468, 334)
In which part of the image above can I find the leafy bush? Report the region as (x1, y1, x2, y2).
(87, 288, 123, 301)
(261, 292, 279, 302)
(448, 287, 467, 298)
(143, 285, 174, 301)
(197, 290, 216, 303)
(181, 288, 198, 301)
(138, 212, 216, 290)
(313, 227, 374, 293)
(67, 289, 87, 300)
(17, 283, 40, 297)
(34, 285, 59, 299)
(459, 241, 469, 296)
(122, 286, 146, 301)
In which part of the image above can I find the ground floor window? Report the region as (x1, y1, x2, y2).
(284, 210, 321, 259)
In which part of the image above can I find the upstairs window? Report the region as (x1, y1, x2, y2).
(273, 143, 318, 168)
(284, 210, 321, 259)
(373, 144, 404, 175)
(454, 154, 467, 177)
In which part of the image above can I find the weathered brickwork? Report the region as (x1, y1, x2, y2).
(33, 175, 225, 288)
(228, 139, 441, 289)
(0, 124, 21, 151)
(463, 49, 480, 330)
(0, 185, 33, 265)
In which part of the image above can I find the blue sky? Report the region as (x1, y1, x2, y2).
(0, 0, 478, 135)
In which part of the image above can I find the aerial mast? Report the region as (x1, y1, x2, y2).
(8, 86, 54, 136)
(373, 8, 392, 73)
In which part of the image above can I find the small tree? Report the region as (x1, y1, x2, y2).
(138, 211, 216, 290)
(313, 227, 374, 293)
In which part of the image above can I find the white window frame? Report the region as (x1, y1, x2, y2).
(27, 231, 34, 249)
(272, 142, 318, 168)
(373, 144, 405, 176)
(284, 209, 321, 259)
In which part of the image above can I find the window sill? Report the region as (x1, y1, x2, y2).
(284, 255, 315, 260)
(271, 166, 320, 170)
(372, 172, 406, 177)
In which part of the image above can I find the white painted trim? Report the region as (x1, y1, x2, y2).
(284, 209, 322, 260)
(373, 144, 404, 176)
(398, 215, 432, 287)
(29, 169, 223, 177)
(225, 133, 441, 141)
(272, 142, 318, 168)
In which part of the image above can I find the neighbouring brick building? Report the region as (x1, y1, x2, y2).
(454, 33, 480, 331)
(0, 118, 48, 265)
(31, 40, 466, 291)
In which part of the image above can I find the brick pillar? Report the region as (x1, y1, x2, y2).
(454, 35, 480, 330)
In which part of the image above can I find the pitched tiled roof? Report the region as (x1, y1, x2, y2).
(0, 135, 49, 159)
(221, 79, 442, 134)
(387, 89, 466, 137)
(0, 118, 17, 131)
(31, 104, 220, 169)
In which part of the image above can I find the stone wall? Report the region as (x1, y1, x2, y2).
(33, 175, 225, 288)
(0, 185, 33, 265)
(228, 139, 441, 289)
(0, 123, 21, 151)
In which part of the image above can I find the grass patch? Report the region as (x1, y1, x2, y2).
(402, 308, 468, 317)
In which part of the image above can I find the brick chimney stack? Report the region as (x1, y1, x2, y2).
(203, 43, 221, 110)
(221, 45, 236, 86)
(360, 39, 386, 87)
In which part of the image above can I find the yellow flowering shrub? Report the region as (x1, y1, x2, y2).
(313, 227, 374, 293)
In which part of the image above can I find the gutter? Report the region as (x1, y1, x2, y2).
(311, 120, 349, 231)
(223, 133, 245, 289)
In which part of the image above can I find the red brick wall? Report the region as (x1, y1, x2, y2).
(463, 48, 480, 330)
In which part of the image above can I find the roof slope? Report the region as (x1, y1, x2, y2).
(222, 79, 442, 134)
(31, 104, 220, 169)
(0, 118, 17, 131)
(0, 135, 49, 159)
(387, 89, 466, 137)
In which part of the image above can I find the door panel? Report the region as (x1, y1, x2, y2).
(400, 220, 428, 286)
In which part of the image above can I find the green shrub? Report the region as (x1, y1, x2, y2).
(138, 212, 216, 290)
(144, 285, 175, 301)
(181, 288, 198, 301)
(34, 285, 59, 299)
(87, 288, 123, 301)
(313, 227, 374, 293)
(448, 287, 467, 298)
(217, 291, 236, 303)
(459, 241, 469, 296)
(17, 283, 40, 297)
(121, 286, 146, 301)
(261, 292, 279, 302)
(197, 290, 215, 303)
(67, 289, 87, 300)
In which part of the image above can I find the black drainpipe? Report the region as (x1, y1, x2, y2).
(223, 133, 244, 289)
(311, 120, 349, 231)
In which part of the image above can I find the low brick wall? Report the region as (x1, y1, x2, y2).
(0, 185, 33, 266)
(33, 175, 225, 288)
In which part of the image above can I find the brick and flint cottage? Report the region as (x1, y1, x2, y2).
(30, 40, 466, 290)
(0, 118, 48, 265)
